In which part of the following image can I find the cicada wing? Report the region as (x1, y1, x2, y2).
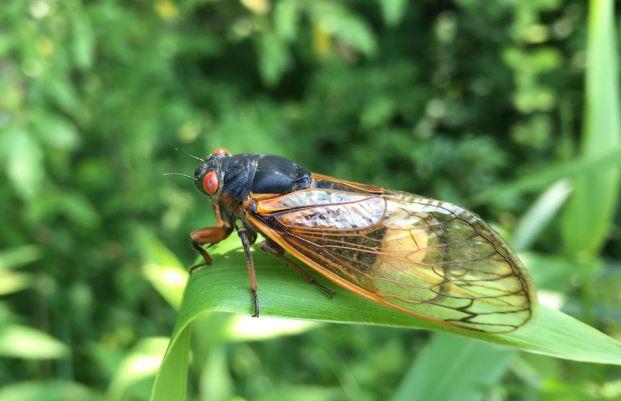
(248, 184, 535, 333)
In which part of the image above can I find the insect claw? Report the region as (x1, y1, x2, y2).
(320, 285, 336, 299)
(189, 261, 209, 274)
(251, 289, 260, 317)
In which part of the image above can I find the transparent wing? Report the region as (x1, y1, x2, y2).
(251, 187, 535, 333)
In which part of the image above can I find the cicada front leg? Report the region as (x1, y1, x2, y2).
(236, 225, 260, 317)
(189, 204, 233, 273)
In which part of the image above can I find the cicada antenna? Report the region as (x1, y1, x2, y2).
(174, 147, 205, 162)
(163, 172, 198, 181)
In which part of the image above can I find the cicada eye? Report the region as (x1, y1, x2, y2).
(212, 147, 230, 158)
(203, 171, 219, 194)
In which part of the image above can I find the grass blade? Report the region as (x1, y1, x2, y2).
(469, 147, 621, 206)
(511, 179, 572, 252)
(562, 0, 620, 257)
(392, 334, 514, 401)
(150, 238, 621, 401)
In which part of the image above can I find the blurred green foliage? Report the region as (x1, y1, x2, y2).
(0, 0, 620, 400)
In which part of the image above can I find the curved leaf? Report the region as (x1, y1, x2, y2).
(150, 238, 621, 401)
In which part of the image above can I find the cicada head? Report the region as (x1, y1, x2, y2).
(193, 147, 231, 200)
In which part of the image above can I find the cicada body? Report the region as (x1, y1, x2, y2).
(182, 148, 535, 333)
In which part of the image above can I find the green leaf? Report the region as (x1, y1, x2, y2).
(198, 346, 233, 401)
(150, 328, 190, 401)
(71, 8, 95, 70)
(0, 324, 69, 359)
(150, 238, 621, 401)
(257, 31, 291, 87)
(274, 0, 299, 42)
(520, 252, 576, 292)
(44, 77, 80, 118)
(469, 147, 621, 206)
(378, 0, 408, 27)
(137, 229, 189, 309)
(0, 381, 96, 401)
(0, 270, 32, 295)
(0, 245, 41, 270)
(107, 337, 170, 400)
(138, 229, 318, 342)
(256, 386, 344, 401)
(562, 0, 620, 258)
(2, 128, 44, 200)
(511, 179, 572, 252)
(392, 334, 515, 401)
(31, 112, 80, 151)
(58, 192, 100, 229)
(310, 3, 377, 57)
(222, 315, 318, 342)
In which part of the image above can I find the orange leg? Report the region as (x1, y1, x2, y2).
(189, 226, 232, 273)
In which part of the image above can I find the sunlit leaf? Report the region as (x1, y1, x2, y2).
(2, 128, 43, 200)
(150, 237, 621, 401)
(150, 329, 190, 401)
(0, 325, 68, 359)
(274, 0, 299, 41)
(224, 315, 318, 341)
(138, 229, 319, 347)
(0, 270, 32, 295)
(137, 228, 189, 309)
(562, 0, 620, 258)
(310, 3, 377, 57)
(240, 0, 270, 15)
(0, 381, 96, 401)
(0, 246, 41, 270)
(31, 112, 80, 151)
(378, 0, 408, 27)
(199, 346, 233, 401)
(107, 337, 169, 400)
(512, 179, 572, 252)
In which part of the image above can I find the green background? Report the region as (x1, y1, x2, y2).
(1, 0, 621, 400)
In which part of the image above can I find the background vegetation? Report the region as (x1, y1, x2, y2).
(1, 0, 620, 400)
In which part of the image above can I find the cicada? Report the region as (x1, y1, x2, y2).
(171, 147, 536, 333)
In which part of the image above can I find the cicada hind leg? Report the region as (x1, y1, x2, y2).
(260, 239, 335, 298)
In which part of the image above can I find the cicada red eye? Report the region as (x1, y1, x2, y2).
(203, 171, 219, 194)
(212, 147, 230, 158)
